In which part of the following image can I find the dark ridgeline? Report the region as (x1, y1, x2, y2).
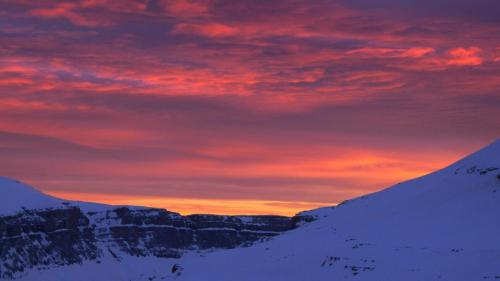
(0, 206, 314, 279)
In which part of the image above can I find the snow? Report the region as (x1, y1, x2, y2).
(173, 139, 500, 281)
(0, 177, 148, 216)
(9, 253, 179, 281)
(2, 139, 500, 280)
(0, 177, 64, 215)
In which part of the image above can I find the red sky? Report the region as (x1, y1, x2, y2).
(1, 0, 499, 215)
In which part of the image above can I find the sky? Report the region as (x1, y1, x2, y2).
(0, 0, 499, 215)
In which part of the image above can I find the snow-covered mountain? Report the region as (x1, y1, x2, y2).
(1, 139, 500, 280)
(0, 178, 310, 280)
(174, 139, 500, 281)
(0, 177, 116, 215)
(0, 177, 67, 214)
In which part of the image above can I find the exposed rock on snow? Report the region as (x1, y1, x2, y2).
(0, 178, 308, 279)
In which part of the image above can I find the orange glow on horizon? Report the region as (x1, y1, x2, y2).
(40, 151, 450, 216)
(46, 191, 335, 216)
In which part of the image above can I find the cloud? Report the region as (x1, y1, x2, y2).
(339, 0, 500, 24)
(29, 2, 113, 27)
(173, 23, 239, 37)
(346, 47, 435, 59)
(0, 0, 498, 214)
(159, 0, 211, 17)
(401, 47, 435, 58)
(446, 47, 483, 66)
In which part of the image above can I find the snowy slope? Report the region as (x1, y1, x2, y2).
(173, 139, 500, 281)
(0, 177, 64, 214)
(6, 255, 177, 281)
(0, 176, 146, 215)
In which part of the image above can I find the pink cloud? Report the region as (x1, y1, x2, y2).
(30, 3, 113, 27)
(446, 47, 483, 66)
(173, 23, 239, 37)
(28, 0, 148, 27)
(493, 46, 500, 62)
(161, 0, 211, 17)
(401, 47, 435, 58)
(347, 47, 435, 59)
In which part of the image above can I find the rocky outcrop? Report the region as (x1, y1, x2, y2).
(0, 206, 312, 279)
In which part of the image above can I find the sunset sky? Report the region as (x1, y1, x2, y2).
(1, 0, 499, 215)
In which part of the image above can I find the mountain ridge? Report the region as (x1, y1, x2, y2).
(0, 179, 312, 280)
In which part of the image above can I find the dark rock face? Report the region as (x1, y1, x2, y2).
(0, 208, 98, 279)
(0, 206, 312, 279)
